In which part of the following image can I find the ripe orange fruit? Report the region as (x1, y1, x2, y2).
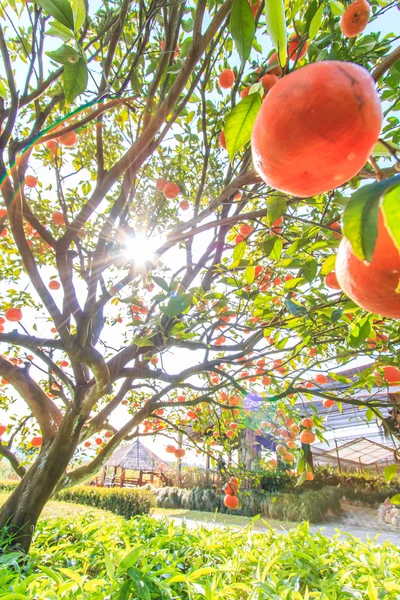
(156, 178, 168, 191)
(252, 61, 381, 197)
(95, 437, 103, 445)
(166, 445, 176, 453)
(314, 374, 328, 385)
(282, 452, 294, 463)
(325, 271, 341, 290)
(340, 0, 370, 38)
(239, 224, 253, 237)
(49, 280, 61, 290)
(290, 424, 300, 433)
(31, 436, 42, 447)
(52, 211, 65, 226)
(248, 0, 262, 17)
(300, 417, 314, 428)
(219, 131, 227, 149)
(323, 399, 335, 408)
(84, 441, 91, 448)
(0, 208, 6, 219)
(288, 35, 308, 61)
(240, 86, 251, 99)
(180, 200, 189, 210)
(259, 73, 278, 94)
(224, 494, 239, 509)
(5, 307, 22, 322)
(300, 430, 316, 444)
(155, 408, 164, 416)
(187, 410, 197, 420)
(219, 69, 235, 89)
(305, 471, 314, 480)
(374, 365, 400, 385)
(336, 212, 400, 318)
(58, 130, 77, 146)
(163, 183, 180, 199)
(305, 381, 314, 389)
(267, 52, 282, 76)
(287, 440, 295, 449)
(60, 360, 69, 367)
(0, 424, 6, 437)
(175, 448, 185, 458)
(276, 444, 287, 455)
(25, 175, 37, 188)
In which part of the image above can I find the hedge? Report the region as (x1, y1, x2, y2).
(55, 485, 156, 518)
(155, 485, 342, 523)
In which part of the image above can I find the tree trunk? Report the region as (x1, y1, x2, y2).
(0, 413, 84, 553)
(238, 428, 261, 489)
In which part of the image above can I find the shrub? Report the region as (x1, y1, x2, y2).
(0, 479, 19, 492)
(155, 485, 341, 523)
(2, 512, 400, 598)
(55, 485, 155, 518)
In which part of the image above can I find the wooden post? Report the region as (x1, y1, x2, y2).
(334, 440, 342, 474)
(120, 468, 126, 487)
(111, 466, 117, 487)
(138, 470, 143, 486)
(375, 462, 379, 475)
(358, 457, 363, 474)
(101, 466, 107, 487)
(205, 452, 210, 487)
(177, 432, 183, 488)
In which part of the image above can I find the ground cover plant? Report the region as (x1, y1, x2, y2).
(1, 511, 400, 599)
(0, 0, 399, 553)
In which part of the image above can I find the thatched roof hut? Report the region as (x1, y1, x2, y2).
(99, 439, 170, 487)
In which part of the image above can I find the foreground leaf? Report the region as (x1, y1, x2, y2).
(63, 57, 88, 103)
(230, 0, 255, 65)
(264, 0, 287, 65)
(37, 0, 74, 31)
(384, 463, 398, 483)
(225, 93, 262, 161)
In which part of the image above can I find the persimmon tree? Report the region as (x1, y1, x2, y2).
(0, 0, 400, 552)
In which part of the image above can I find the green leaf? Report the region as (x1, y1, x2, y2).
(230, 0, 255, 65)
(152, 276, 170, 293)
(0, 79, 6, 100)
(270, 236, 283, 260)
(302, 259, 318, 283)
(381, 177, 400, 254)
(295, 471, 307, 487)
(384, 464, 398, 483)
(365, 407, 374, 422)
(266, 197, 286, 226)
(343, 175, 400, 262)
(46, 44, 80, 65)
(372, 140, 400, 157)
(233, 241, 246, 261)
(329, 0, 345, 15)
(321, 254, 336, 275)
(285, 298, 307, 317)
(367, 577, 378, 600)
(63, 57, 88, 103)
(244, 266, 255, 285)
(225, 93, 262, 161)
(131, 337, 155, 348)
(36, 0, 74, 31)
(71, 0, 86, 31)
(309, 3, 324, 40)
(331, 308, 343, 322)
(163, 293, 193, 318)
(46, 20, 73, 42)
(391, 494, 400, 504)
(264, 0, 287, 65)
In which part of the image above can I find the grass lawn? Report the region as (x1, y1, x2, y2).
(152, 506, 295, 530)
(0, 491, 114, 521)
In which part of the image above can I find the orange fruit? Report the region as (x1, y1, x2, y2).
(300, 430, 316, 444)
(166, 445, 176, 453)
(374, 365, 400, 385)
(336, 211, 400, 318)
(239, 224, 253, 237)
(259, 73, 279, 94)
(325, 271, 341, 290)
(5, 307, 22, 322)
(219, 69, 235, 89)
(156, 178, 168, 191)
(95, 437, 103, 445)
(180, 200, 189, 210)
(52, 211, 65, 226)
(323, 399, 335, 408)
(306, 471, 314, 480)
(282, 452, 294, 463)
(340, 0, 370, 38)
(288, 35, 308, 61)
(251, 61, 381, 197)
(58, 130, 77, 146)
(49, 280, 61, 290)
(84, 441, 91, 448)
(163, 183, 180, 199)
(224, 494, 239, 509)
(240, 86, 251, 99)
(60, 360, 69, 367)
(219, 131, 227, 149)
(175, 448, 185, 458)
(290, 424, 300, 433)
(314, 374, 328, 385)
(25, 175, 37, 188)
(300, 417, 314, 428)
(267, 52, 282, 76)
(31, 436, 42, 447)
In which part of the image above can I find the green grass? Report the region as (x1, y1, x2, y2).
(0, 492, 114, 521)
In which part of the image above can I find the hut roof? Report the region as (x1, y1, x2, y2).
(105, 439, 169, 472)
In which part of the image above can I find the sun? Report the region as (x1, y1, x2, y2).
(125, 232, 158, 266)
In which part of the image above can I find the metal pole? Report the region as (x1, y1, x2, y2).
(334, 440, 342, 474)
